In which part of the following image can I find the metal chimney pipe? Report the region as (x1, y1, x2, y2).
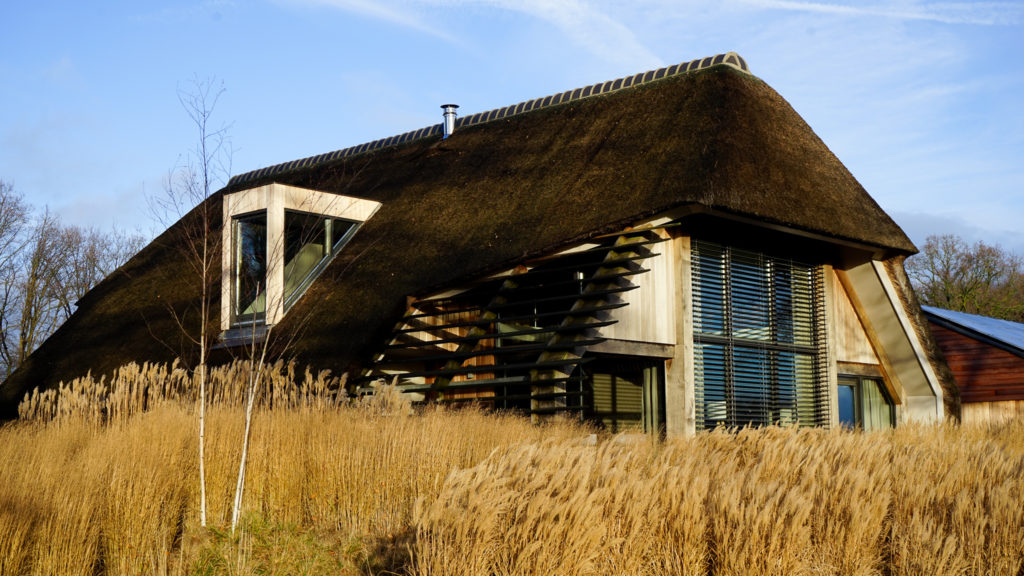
(441, 104, 459, 138)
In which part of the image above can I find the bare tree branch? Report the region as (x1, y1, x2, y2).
(907, 233, 1024, 321)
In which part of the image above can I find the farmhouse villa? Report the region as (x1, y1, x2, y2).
(1, 52, 958, 433)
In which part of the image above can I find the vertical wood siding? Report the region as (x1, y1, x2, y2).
(929, 323, 1024, 404)
(599, 232, 676, 345)
(831, 270, 880, 365)
(961, 400, 1024, 423)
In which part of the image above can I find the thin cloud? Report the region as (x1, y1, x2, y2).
(474, 0, 662, 68)
(282, 0, 659, 69)
(136, 0, 238, 22)
(736, 0, 1022, 25)
(279, 0, 458, 42)
(43, 56, 79, 86)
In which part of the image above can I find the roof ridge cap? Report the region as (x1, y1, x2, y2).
(228, 52, 749, 188)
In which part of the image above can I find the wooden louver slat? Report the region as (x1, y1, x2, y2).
(360, 229, 664, 416)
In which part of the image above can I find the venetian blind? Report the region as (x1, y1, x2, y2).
(692, 240, 829, 429)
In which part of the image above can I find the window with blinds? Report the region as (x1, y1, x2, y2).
(692, 240, 829, 429)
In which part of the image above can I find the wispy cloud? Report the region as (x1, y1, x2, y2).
(279, 0, 457, 42)
(43, 56, 80, 87)
(736, 0, 1023, 25)
(472, 0, 661, 68)
(279, 0, 658, 68)
(136, 0, 238, 23)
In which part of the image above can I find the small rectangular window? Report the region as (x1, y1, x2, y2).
(837, 381, 857, 426)
(837, 376, 895, 430)
(587, 358, 665, 434)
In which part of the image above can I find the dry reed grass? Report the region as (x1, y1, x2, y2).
(0, 410, 193, 576)
(17, 359, 345, 424)
(3, 362, 1023, 576)
(1, 361, 584, 575)
(413, 422, 1024, 576)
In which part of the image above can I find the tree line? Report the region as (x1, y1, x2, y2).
(0, 180, 146, 379)
(906, 234, 1024, 322)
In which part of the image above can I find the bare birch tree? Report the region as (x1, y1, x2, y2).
(231, 315, 274, 531)
(226, 196, 351, 530)
(154, 77, 231, 527)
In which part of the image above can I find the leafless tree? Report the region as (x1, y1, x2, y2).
(52, 226, 146, 319)
(907, 233, 1024, 321)
(0, 181, 31, 377)
(15, 210, 74, 367)
(232, 314, 274, 531)
(1, 181, 145, 379)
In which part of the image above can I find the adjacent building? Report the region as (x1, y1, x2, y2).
(924, 306, 1024, 423)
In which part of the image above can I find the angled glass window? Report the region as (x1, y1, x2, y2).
(692, 240, 829, 429)
(283, 211, 357, 308)
(233, 212, 267, 323)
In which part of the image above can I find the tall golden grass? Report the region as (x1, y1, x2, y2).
(1, 361, 585, 575)
(2, 361, 1023, 575)
(414, 423, 1024, 576)
(17, 359, 345, 424)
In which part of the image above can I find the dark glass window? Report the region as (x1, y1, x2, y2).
(838, 376, 895, 430)
(283, 211, 356, 308)
(234, 212, 267, 322)
(692, 240, 828, 429)
(586, 358, 665, 434)
(837, 382, 857, 427)
(232, 209, 357, 327)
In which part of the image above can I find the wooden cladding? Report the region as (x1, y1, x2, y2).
(831, 270, 880, 365)
(929, 323, 1024, 403)
(962, 400, 1024, 423)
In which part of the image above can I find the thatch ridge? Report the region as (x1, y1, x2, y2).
(227, 52, 749, 189)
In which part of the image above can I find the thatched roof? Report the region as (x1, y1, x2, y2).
(1, 53, 916, 417)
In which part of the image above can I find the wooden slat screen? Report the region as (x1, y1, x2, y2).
(361, 229, 664, 416)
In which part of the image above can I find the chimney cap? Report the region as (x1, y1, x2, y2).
(441, 104, 459, 139)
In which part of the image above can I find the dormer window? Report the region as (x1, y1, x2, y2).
(221, 183, 381, 334)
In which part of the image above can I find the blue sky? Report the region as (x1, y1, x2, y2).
(2, 1, 1023, 253)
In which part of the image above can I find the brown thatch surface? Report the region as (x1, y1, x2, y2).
(1, 64, 916, 417)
